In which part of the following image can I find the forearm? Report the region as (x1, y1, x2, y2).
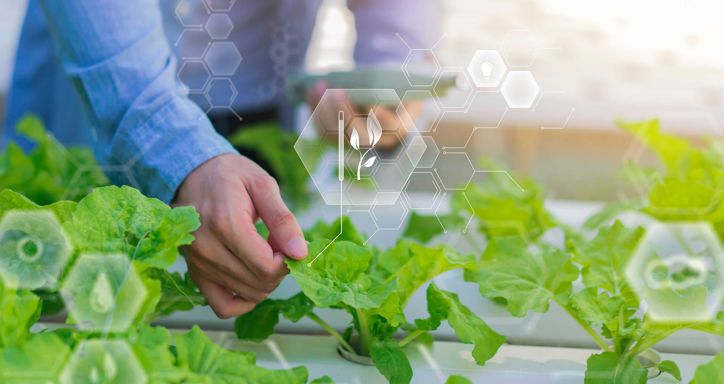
(38, 0, 235, 202)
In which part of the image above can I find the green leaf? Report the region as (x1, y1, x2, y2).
(373, 241, 475, 326)
(569, 288, 625, 329)
(129, 326, 187, 383)
(286, 240, 395, 309)
(455, 172, 556, 240)
(0, 189, 77, 223)
(658, 360, 681, 381)
(465, 237, 578, 317)
(235, 293, 313, 342)
(0, 281, 41, 347)
(445, 375, 473, 384)
(402, 211, 465, 244)
(369, 340, 413, 384)
(175, 325, 308, 384)
(67, 185, 200, 269)
(691, 353, 724, 384)
(304, 216, 367, 245)
(144, 270, 205, 318)
(415, 283, 505, 365)
(0, 333, 72, 381)
(584, 352, 647, 384)
(567, 221, 643, 305)
(310, 376, 336, 384)
(0, 115, 107, 204)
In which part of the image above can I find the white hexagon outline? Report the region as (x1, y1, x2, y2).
(204, 13, 234, 40)
(414, 135, 440, 169)
(60, 253, 148, 333)
(203, 0, 237, 12)
(500, 70, 540, 109)
(174, 0, 210, 28)
(60, 339, 147, 384)
(370, 195, 410, 231)
(203, 41, 243, 76)
(0, 210, 72, 290)
(625, 221, 724, 323)
(177, 60, 212, 93)
(433, 68, 476, 112)
(403, 171, 442, 210)
(204, 77, 238, 108)
(467, 50, 508, 88)
(433, 151, 476, 191)
(401, 49, 441, 88)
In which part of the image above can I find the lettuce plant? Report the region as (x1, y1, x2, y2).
(236, 217, 505, 384)
(0, 116, 108, 205)
(415, 118, 724, 383)
(0, 186, 311, 383)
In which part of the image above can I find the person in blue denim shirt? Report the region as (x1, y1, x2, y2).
(5, 0, 440, 318)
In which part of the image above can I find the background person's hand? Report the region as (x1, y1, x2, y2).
(307, 81, 423, 150)
(173, 153, 308, 318)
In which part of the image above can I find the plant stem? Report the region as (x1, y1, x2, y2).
(307, 312, 354, 353)
(398, 330, 425, 348)
(356, 308, 371, 356)
(557, 300, 612, 352)
(356, 148, 373, 181)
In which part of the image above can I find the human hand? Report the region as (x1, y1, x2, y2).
(173, 153, 307, 318)
(307, 81, 423, 150)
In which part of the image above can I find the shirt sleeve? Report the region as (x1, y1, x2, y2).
(347, 0, 443, 66)
(37, 0, 237, 203)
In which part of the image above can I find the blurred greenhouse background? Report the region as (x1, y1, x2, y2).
(2, 0, 722, 202)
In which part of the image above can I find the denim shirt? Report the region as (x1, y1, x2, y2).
(4, 0, 441, 204)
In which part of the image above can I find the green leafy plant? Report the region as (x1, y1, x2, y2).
(236, 217, 504, 384)
(0, 115, 108, 205)
(455, 119, 723, 383)
(0, 185, 311, 383)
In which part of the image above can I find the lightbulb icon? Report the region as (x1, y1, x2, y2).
(481, 61, 493, 80)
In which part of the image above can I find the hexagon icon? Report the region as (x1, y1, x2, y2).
(626, 222, 724, 323)
(61, 253, 147, 332)
(414, 136, 440, 169)
(433, 152, 475, 190)
(175, 0, 209, 28)
(0, 210, 71, 289)
(177, 60, 211, 93)
(401, 49, 441, 87)
(205, 13, 234, 40)
(500, 71, 540, 109)
(204, 41, 242, 76)
(467, 50, 507, 88)
(434, 69, 475, 111)
(61, 340, 146, 384)
(294, 89, 421, 206)
(205, 78, 238, 108)
(403, 171, 441, 210)
(203, 0, 236, 12)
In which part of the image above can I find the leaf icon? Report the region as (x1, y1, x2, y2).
(362, 156, 376, 168)
(350, 127, 360, 150)
(367, 110, 382, 147)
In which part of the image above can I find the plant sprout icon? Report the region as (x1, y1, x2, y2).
(349, 109, 382, 180)
(89, 352, 118, 383)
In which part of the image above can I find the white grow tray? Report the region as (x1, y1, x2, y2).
(160, 192, 724, 357)
(209, 331, 714, 383)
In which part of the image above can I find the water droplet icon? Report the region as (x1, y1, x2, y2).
(103, 352, 117, 379)
(89, 272, 115, 314)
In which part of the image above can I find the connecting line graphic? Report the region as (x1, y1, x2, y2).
(307, 111, 346, 267)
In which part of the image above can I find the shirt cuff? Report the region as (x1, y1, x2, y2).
(108, 96, 237, 204)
